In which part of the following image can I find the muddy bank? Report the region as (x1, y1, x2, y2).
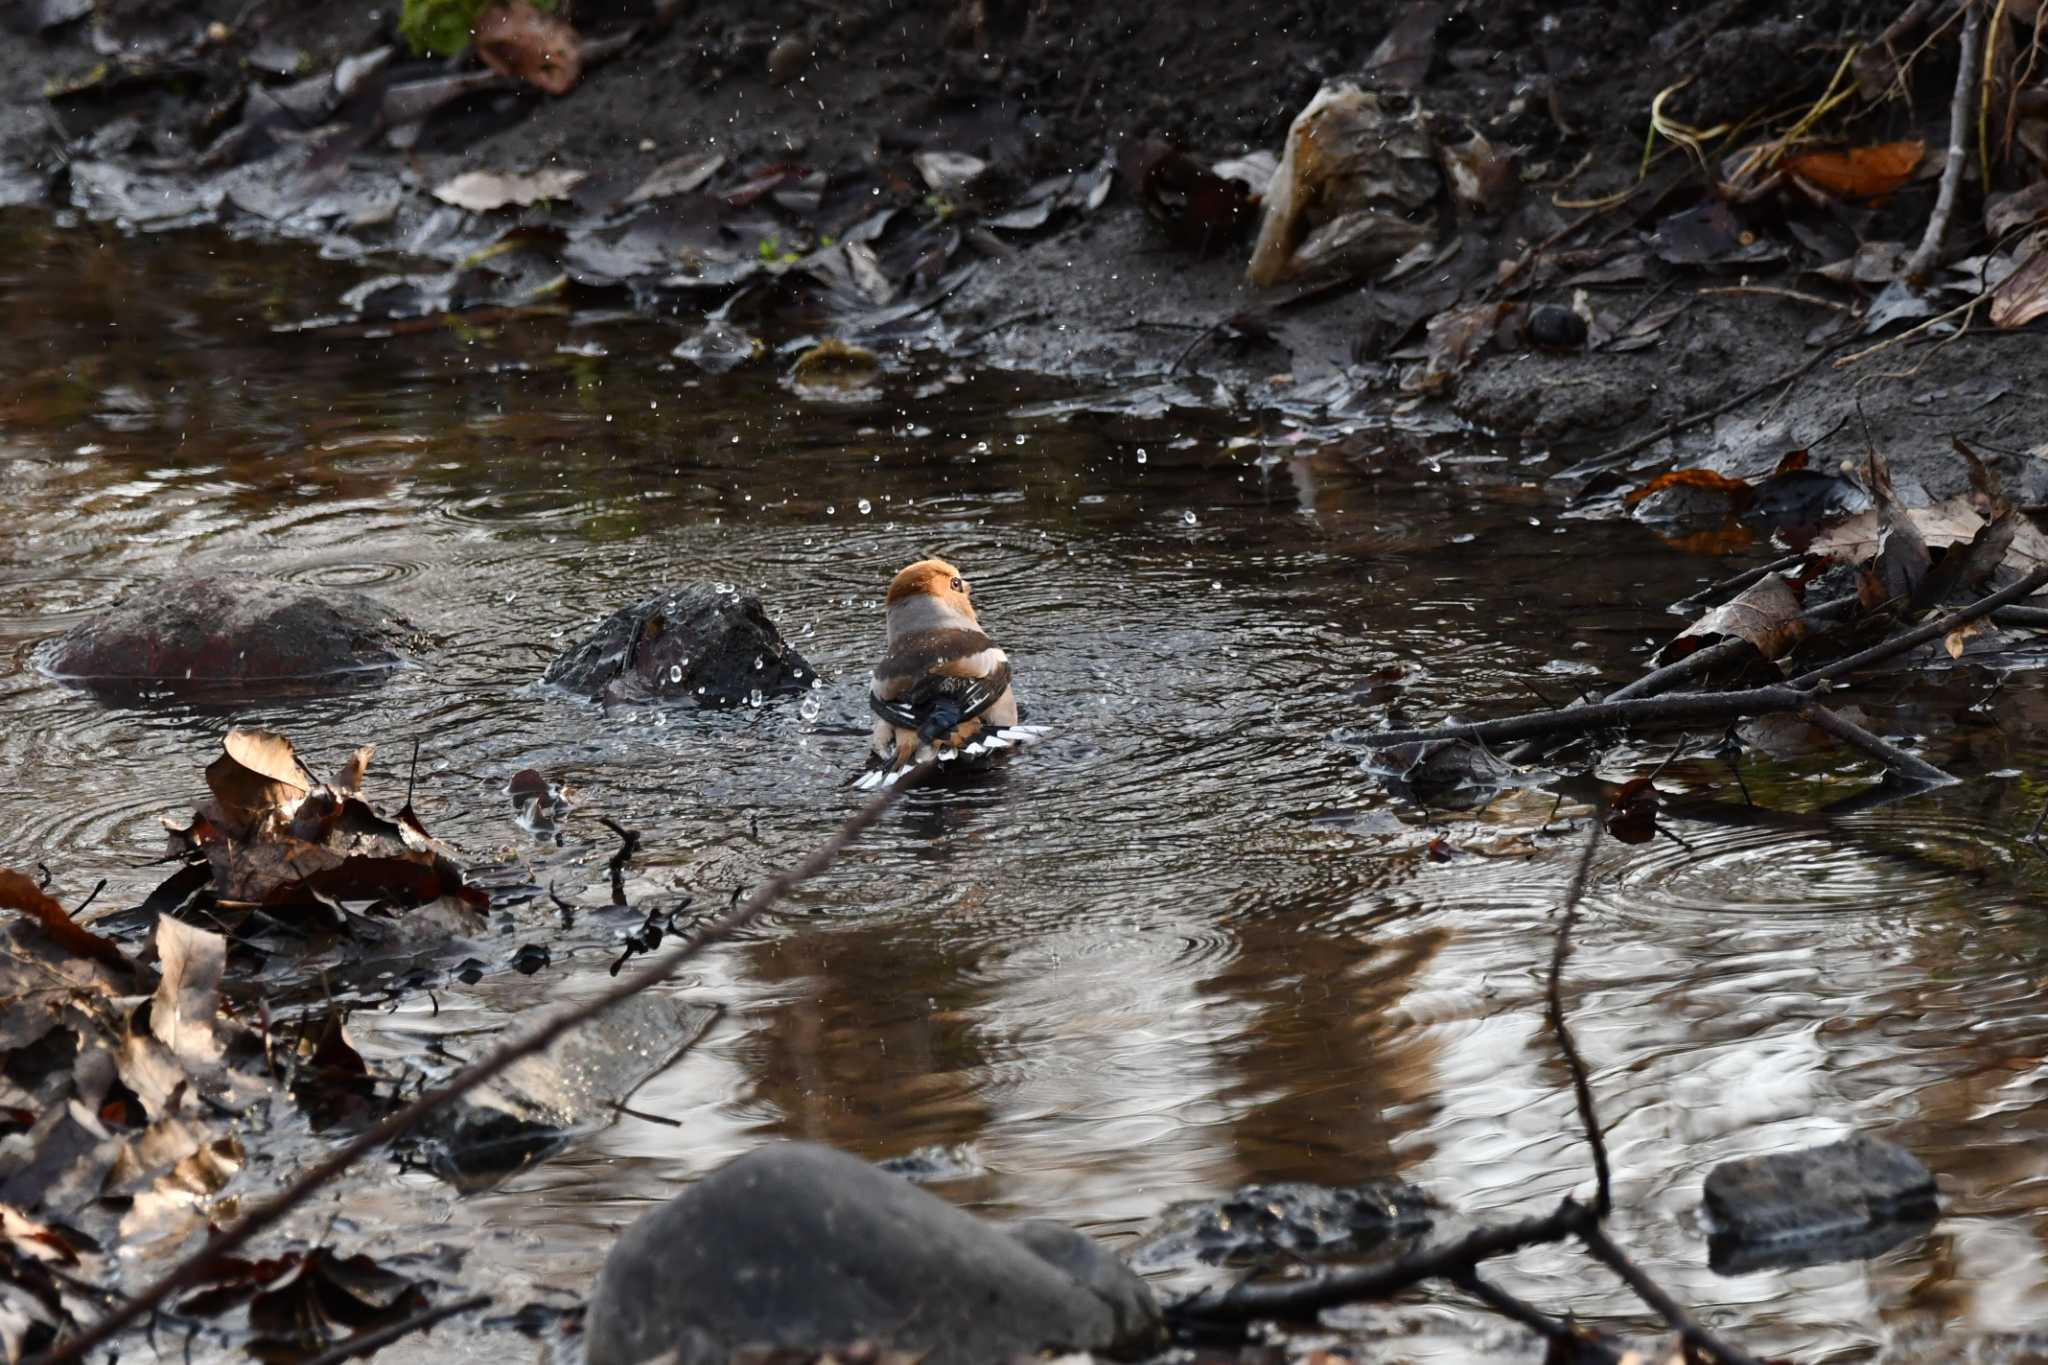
(11, 0, 2038, 510)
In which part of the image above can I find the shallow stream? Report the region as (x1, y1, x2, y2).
(6, 211, 2048, 1362)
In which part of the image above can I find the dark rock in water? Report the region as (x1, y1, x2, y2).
(1703, 1134, 1938, 1274)
(1130, 1179, 1436, 1271)
(542, 583, 815, 707)
(36, 574, 412, 700)
(584, 1142, 1163, 1365)
(876, 1143, 980, 1183)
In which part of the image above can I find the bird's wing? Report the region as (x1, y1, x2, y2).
(868, 628, 1012, 741)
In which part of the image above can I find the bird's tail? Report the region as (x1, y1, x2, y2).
(852, 724, 1051, 791)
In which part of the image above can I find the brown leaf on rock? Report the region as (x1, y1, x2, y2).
(1784, 140, 1924, 199)
(474, 1, 581, 96)
(1661, 572, 1806, 663)
(0, 869, 130, 974)
(335, 745, 375, 795)
(1623, 467, 1756, 510)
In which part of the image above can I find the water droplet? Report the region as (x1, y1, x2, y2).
(799, 694, 822, 722)
(1210, 580, 1222, 590)
(669, 664, 683, 683)
(1135, 448, 1148, 464)
(858, 498, 873, 514)
(753, 656, 764, 670)
(826, 505, 837, 515)
(1182, 510, 1198, 526)
(748, 688, 764, 708)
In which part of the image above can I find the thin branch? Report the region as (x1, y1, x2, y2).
(1607, 593, 1859, 704)
(1365, 686, 1813, 749)
(1547, 822, 1611, 1218)
(1904, 0, 1987, 281)
(1575, 1221, 1765, 1365)
(31, 760, 942, 1365)
(1450, 1271, 1621, 1363)
(1166, 1200, 1595, 1325)
(1566, 337, 1846, 480)
(296, 1295, 491, 1365)
(1674, 552, 1806, 611)
(1785, 564, 2048, 688)
(599, 816, 641, 906)
(1800, 704, 1956, 785)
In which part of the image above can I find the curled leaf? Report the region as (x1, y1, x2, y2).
(474, 0, 581, 96)
(0, 869, 130, 972)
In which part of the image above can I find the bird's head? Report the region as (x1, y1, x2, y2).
(884, 558, 978, 626)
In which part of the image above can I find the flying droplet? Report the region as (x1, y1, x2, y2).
(669, 664, 683, 683)
(1135, 448, 1148, 464)
(858, 498, 873, 514)
(1182, 510, 1198, 526)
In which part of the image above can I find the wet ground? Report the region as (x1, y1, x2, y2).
(8, 209, 2048, 1363)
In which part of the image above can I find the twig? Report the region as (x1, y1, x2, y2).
(1832, 289, 1986, 369)
(31, 760, 943, 1365)
(1699, 284, 1858, 314)
(1167, 1200, 1595, 1325)
(295, 1295, 491, 1365)
(1450, 1271, 1620, 1363)
(1675, 552, 1806, 610)
(1992, 604, 2048, 627)
(1575, 1221, 1765, 1365)
(599, 816, 641, 906)
(1784, 563, 2048, 688)
(1905, 0, 1985, 281)
(1365, 686, 1813, 749)
(1799, 705, 1956, 785)
(1606, 594, 1859, 704)
(1567, 338, 1845, 480)
(1547, 823, 1611, 1218)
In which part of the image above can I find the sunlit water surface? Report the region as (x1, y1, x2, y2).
(6, 212, 2048, 1363)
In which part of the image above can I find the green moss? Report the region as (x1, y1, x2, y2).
(398, 0, 558, 58)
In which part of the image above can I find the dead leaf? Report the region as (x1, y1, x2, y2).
(150, 917, 225, 1071)
(1605, 777, 1661, 845)
(1662, 572, 1806, 662)
(474, 0, 581, 95)
(1986, 181, 2048, 239)
(1946, 619, 1988, 659)
(1404, 301, 1509, 391)
(625, 152, 724, 206)
(205, 727, 310, 831)
(1990, 239, 2048, 328)
(1624, 467, 1756, 510)
(335, 745, 374, 795)
(432, 168, 587, 212)
(1784, 140, 1924, 199)
(912, 151, 986, 193)
(0, 870, 130, 974)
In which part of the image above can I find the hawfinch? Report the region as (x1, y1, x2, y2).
(855, 558, 1045, 789)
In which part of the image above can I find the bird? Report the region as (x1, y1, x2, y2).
(855, 558, 1046, 789)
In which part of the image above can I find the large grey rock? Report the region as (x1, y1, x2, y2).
(542, 584, 815, 707)
(585, 1142, 1163, 1365)
(1703, 1134, 1938, 1273)
(37, 574, 411, 699)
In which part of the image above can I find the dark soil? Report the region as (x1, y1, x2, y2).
(4, 0, 2037, 505)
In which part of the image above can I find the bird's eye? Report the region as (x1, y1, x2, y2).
(950, 576, 965, 593)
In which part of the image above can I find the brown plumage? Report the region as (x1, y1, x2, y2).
(855, 558, 1043, 788)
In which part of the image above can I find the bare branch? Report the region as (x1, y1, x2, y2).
(1904, 0, 1987, 280)
(1547, 823, 1611, 1218)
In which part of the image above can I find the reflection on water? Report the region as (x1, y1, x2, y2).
(8, 209, 2048, 1360)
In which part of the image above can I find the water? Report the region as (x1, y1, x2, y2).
(7, 209, 2048, 1360)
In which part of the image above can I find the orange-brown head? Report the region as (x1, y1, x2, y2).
(884, 558, 977, 623)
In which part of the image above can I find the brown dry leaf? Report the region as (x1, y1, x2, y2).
(1405, 301, 1510, 392)
(1623, 467, 1755, 509)
(1986, 181, 2048, 239)
(1784, 140, 1924, 199)
(151, 917, 225, 1070)
(1666, 572, 1807, 661)
(205, 727, 310, 832)
(335, 745, 375, 795)
(1605, 776, 1661, 845)
(1810, 497, 2048, 574)
(0, 869, 130, 974)
(1946, 619, 1989, 659)
(1119, 138, 1259, 254)
(474, 0, 581, 96)
(0, 1205, 80, 1267)
(1990, 240, 2048, 328)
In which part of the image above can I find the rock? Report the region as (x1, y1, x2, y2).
(584, 1142, 1163, 1365)
(1702, 1134, 1938, 1273)
(420, 994, 716, 1190)
(36, 574, 412, 700)
(1130, 1179, 1435, 1272)
(542, 584, 816, 707)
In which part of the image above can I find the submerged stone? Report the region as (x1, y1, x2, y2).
(542, 583, 815, 706)
(1703, 1133, 1938, 1273)
(584, 1142, 1163, 1365)
(1130, 1179, 1436, 1271)
(37, 573, 412, 700)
